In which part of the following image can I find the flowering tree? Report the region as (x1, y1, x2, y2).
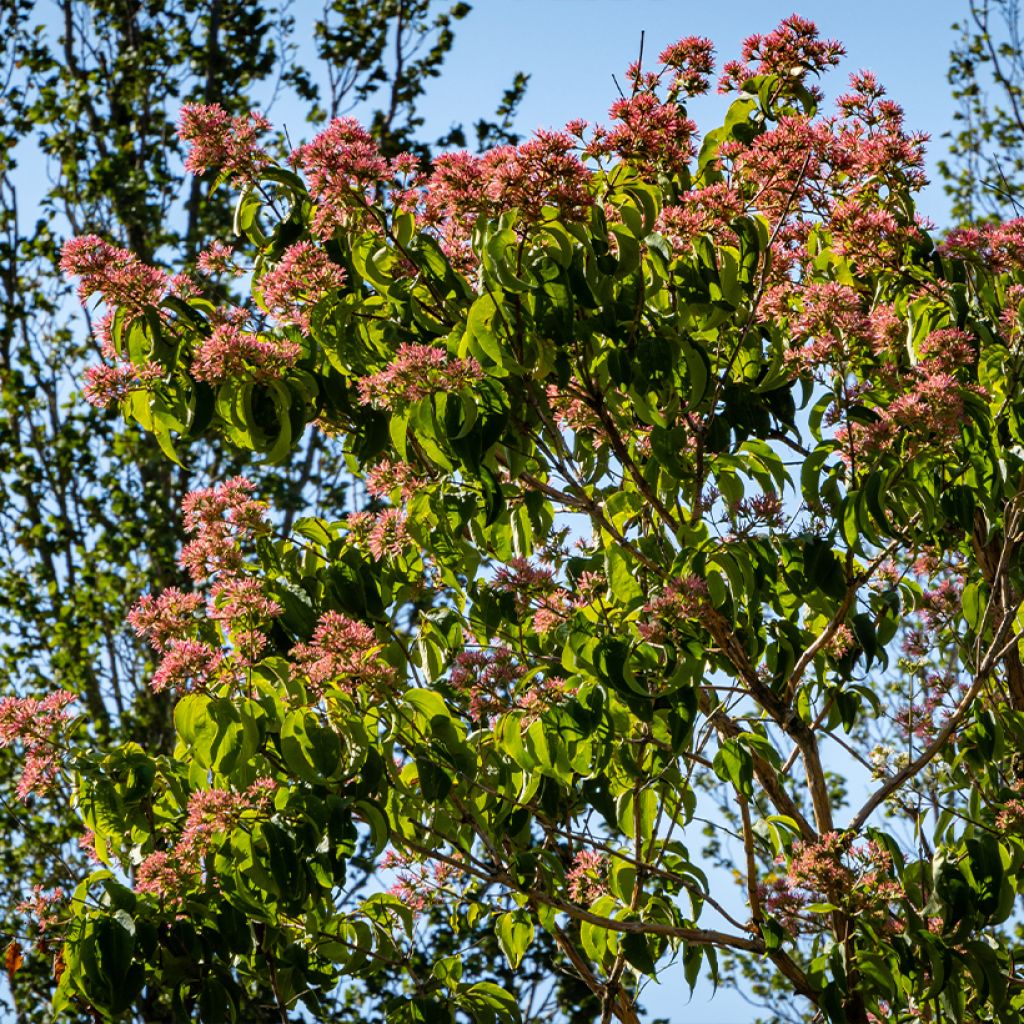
(25, 15, 1024, 1023)
(0, 2, 531, 1019)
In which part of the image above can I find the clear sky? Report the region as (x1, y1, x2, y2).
(397, 0, 965, 229)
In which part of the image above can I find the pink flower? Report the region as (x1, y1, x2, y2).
(357, 343, 483, 409)
(291, 611, 395, 696)
(366, 507, 408, 561)
(180, 781, 276, 856)
(587, 93, 697, 174)
(567, 849, 607, 903)
(829, 201, 926, 270)
(786, 282, 869, 372)
(655, 184, 745, 250)
(422, 132, 592, 233)
(955, 214, 1024, 270)
(479, 130, 592, 222)
(659, 36, 716, 97)
(384, 855, 461, 914)
(208, 576, 281, 626)
(259, 242, 347, 331)
(836, 359, 980, 464)
(151, 639, 223, 693)
(919, 328, 975, 373)
(637, 576, 710, 643)
(190, 322, 301, 384)
(784, 833, 901, 912)
(82, 360, 162, 408)
(719, 15, 844, 93)
(492, 558, 555, 595)
(128, 588, 203, 650)
(515, 675, 576, 722)
(60, 235, 168, 315)
(365, 458, 428, 502)
(196, 241, 241, 277)
(178, 477, 269, 581)
(178, 104, 270, 181)
(16, 886, 65, 933)
(491, 558, 556, 617)
(0, 691, 76, 800)
(291, 117, 389, 237)
(135, 850, 199, 901)
(78, 831, 101, 864)
(183, 476, 264, 531)
(450, 646, 519, 722)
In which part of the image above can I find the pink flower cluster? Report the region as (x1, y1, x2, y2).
(181, 779, 277, 854)
(259, 241, 347, 331)
(134, 850, 199, 901)
(291, 611, 395, 697)
(128, 478, 280, 694)
(788, 833, 898, 899)
(380, 847, 461, 913)
(587, 93, 698, 175)
(731, 492, 786, 530)
(179, 476, 270, 580)
(491, 558, 556, 609)
(191, 322, 301, 385)
(365, 457, 429, 503)
(637, 576, 710, 644)
(450, 646, 519, 722)
(196, 241, 241, 277)
(761, 832, 902, 936)
(59, 236, 175, 408)
(135, 780, 276, 902)
(894, 672, 961, 742)
(345, 507, 409, 561)
(61, 235, 168, 316)
(423, 131, 592, 229)
(81, 360, 163, 408)
(128, 588, 203, 650)
(357, 343, 483, 410)
(16, 885, 65, 934)
(0, 691, 77, 800)
(719, 14, 845, 94)
(178, 103, 270, 181)
(656, 184, 745, 250)
(290, 117, 391, 237)
(836, 364, 974, 463)
(996, 780, 1024, 833)
(658, 36, 716, 98)
(514, 675, 577, 723)
(149, 639, 223, 695)
(545, 383, 602, 439)
(941, 218, 1024, 272)
(566, 849, 608, 903)
(786, 282, 869, 372)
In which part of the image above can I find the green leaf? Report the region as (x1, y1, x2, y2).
(604, 542, 643, 605)
(495, 911, 534, 969)
(280, 709, 342, 784)
(416, 756, 452, 802)
(621, 930, 658, 976)
(459, 981, 523, 1024)
(712, 739, 754, 797)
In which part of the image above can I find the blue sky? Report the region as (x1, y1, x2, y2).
(393, 0, 965, 228)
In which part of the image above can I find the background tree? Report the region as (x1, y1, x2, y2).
(943, 0, 1024, 220)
